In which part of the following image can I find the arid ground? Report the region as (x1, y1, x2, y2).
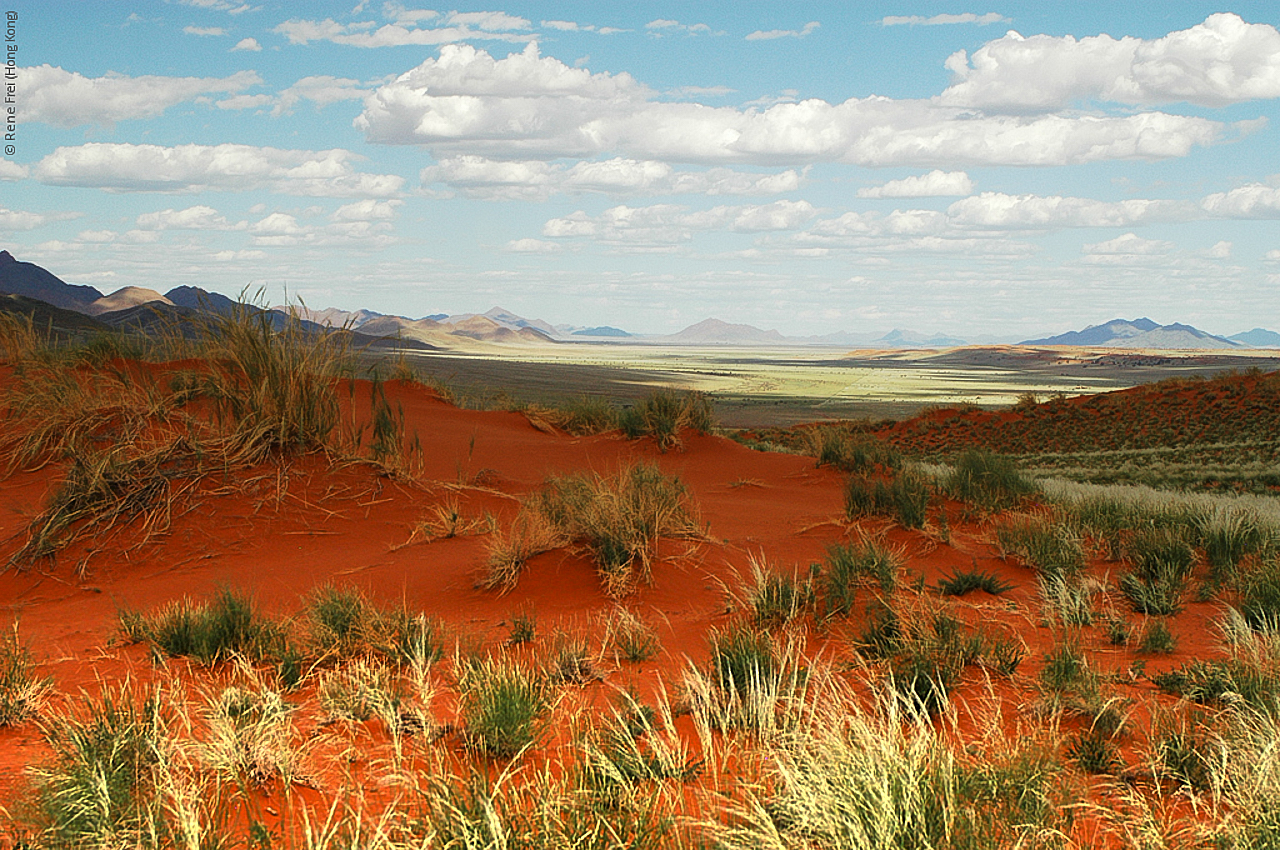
(1, 318, 1279, 848)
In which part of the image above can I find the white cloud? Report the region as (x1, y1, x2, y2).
(1266, 249, 1280, 262)
(941, 13, 1280, 111)
(1082, 233, 1174, 255)
(946, 192, 1196, 229)
(645, 19, 714, 36)
(1205, 240, 1232, 259)
(746, 22, 819, 41)
(275, 10, 533, 48)
(183, 26, 226, 36)
(882, 13, 1007, 26)
(135, 205, 246, 230)
(173, 0, 254, 12)
(217, 94, 274, 110)
(231, 37, 262, 51)
(273, 76, 367, 115)
(76, 230, 117, 243)
(246, 207, 398, 248)
(34, 143, 405, 197)
(541, 200, 815, 245)
(858, 170, 973, 198)
(0, 161, 28, 180)
(357, 44, 1223, 166)
(507, 238, 562, 253)
(1201, 182, 1280, 218)
(19, 65, 261, 127)
(0, 207, 63, 231)
(331, 199, 402, 221)
(419, 155, 804, 200)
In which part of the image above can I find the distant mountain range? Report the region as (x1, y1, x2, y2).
(1020, 318, 1255, 350)
(3, 250, 1278, 351)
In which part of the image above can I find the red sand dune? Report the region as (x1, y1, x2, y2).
(0, 369, 1239, 841)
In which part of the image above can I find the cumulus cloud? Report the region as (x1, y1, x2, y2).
(1265, 249, 1280, 262)
(646, 19, 714, 36)
(331, 199, 402, 221)
(746, 22, 819, 41)
(275, 10, 533, 47)
(946, 192, 1196, 229)
(1082, 233, 1174, 255)
(0, 207, 68, 231)
(419, 155, 804, 200)
(34, 143, 405, 197)
(183, 26, 226, 36)
(858, 170, 973, 198)
(173, 0, 254, 12)
(507, 237, 562, 253)
(941, 13, 1280, 111)
(20, 65, 261, 127)
(541, 200, 815, 245)
(231, 37, 262, 51)
(1205, 240, 1232, 258)
(356, 43, 1224, 166)
(245, 207, 398, 248)
(135, 205, 247, 230)
(882, 13, 1007, 26)
(1201, 182, 1280, 218)
(0, 161, 28, 180)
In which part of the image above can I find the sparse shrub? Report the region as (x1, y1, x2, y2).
(120, 587, 266, 664)
(1118, 530, 1195, 616)
(0, 623, 51, 726)
(1239, 558, 1280, 630)
(984, 636, 1027, 676)
(995, 513, 1086, 578)
(28, 685, 163, 846)
(374, 606, 444, 669)
(821, 539, 902, 619)
(1066, 727, 1120, 775)
(526, 397, 620, 436)
(1152, 711, 1217, 792)
(507, 609, 536, 646)
(305, 584, 374, 658)
(844, 469, 930, 529)
(547, 632, 600, 685)
(947, 449, 1038, 511)
(708, 623, 779, 701)
(459, 657, 548, 758)
(1152, 657, 1280, 712)
(319, 659, 404, 722)
(1138, 620, 1178, 654)
(203, 682, 299, 785)
(605, 609, 662, 663)
(808, 426, 899, 473)
(936, 564, 1014, 596)
(742, 557, 813, 627)
(1039, 573, 1098, 626)
(509, 462, 702, 596)
(1103, 615, 1131, 646)
(619, 389, 714, 451)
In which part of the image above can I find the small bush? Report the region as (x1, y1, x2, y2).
(844, 470, 930, 529)
(995, 514, 1086, 578)
(1239, 559, 1280, 630)
(1138, 620, 1178, 654)
(0, 624, 50, 726)
(459, 658, 548, 759)
(1066, 728, 1120, 775)
(29, 685, 163, 846)
(526, 397, 620, 436)
(708, 623, 779, 701)
(605, 609, 662, 663)
(947, 450, 1037, 511)
(808, 426, 900, 473)
(742, 557, 813, 628)
(820, 539, 902, 619)
(1118, 531, 1194, 616)
(619, 389, 714, 451)
(120, 588, 266, 664)
(936, 565, 1014, 596)
(305, 584, 374, 658)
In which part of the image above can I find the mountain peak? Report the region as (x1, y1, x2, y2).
(0, 250, 16, 266)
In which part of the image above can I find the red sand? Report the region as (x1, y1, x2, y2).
(0, 371, 1237, 841)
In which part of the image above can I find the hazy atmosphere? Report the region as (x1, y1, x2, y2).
(2, 1, 1279, 338)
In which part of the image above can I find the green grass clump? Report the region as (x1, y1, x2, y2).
(619, 389, 714, 451)
(27, 685, 163, 847)
(1137, 620, 1179, 654)
(511, 462, 703, 596)
(742, 558, 813, 628)
(119, 588, 268, 665)
(605, 609, 662, 663)
(708, 623, 780, 702)
(1239, 558, 1280, 631)
(1152, 658, 1280, 713)
(458, 657, 549, 759)
(935, 565, 1014, 597)
(820, 539, 902, 619)
(995, 514, 1086, 579)
(0, 624, 51, 726)
(946, 449, 1038, 511)
(808, 426, 900, 473)
(1119, 527, 1197, 616)
(844, 469, 930, 529)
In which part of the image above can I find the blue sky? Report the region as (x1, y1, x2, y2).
(2, 1, 1279, 338)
